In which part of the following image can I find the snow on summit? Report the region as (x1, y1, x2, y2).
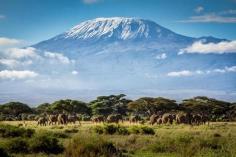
(64, 17, 176, 40)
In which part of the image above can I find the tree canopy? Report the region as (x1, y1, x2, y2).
(128, 97, 178, 116)
(0, 102, 33, 116)
(89, 94, 132, 116)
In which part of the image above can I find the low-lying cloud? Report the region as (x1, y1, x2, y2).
(44, 51, 72, 64)
(155, 53, 167, 60)
(179, 40, 236, 54)
(0, 70, 38, 80)
(0, 37, 22, 47)
(4, 47, 39, 59)
(167, 66, 236, 77)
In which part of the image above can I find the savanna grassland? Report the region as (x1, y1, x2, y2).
(0, 121, 236, 157)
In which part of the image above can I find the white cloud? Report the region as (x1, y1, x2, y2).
(167, 66, 236, 77)
(0, 37, 22, 47)
(44, 51, 71, 64)
(167, 70, 194, 77)
(0, 70, 38, 80)
(72, 70, 78, 75)
(179, 13, 236, 23)
(82, 0, 102, 4)
(4, 47, 39, 59)
(0, 59, 32, 68)
(194, 6, 204, 13)
(213, 66, 236, 73)
(179, 40, 236, 54)
(155, 53, 167, 60)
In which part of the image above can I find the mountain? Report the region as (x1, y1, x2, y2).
(3, 17, 236, 104)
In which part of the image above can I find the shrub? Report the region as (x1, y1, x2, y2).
(5, 137, 29, 153)
(129, 126, 155, 135)
(0, 147, 10, 157)
(0, 124, 34, 138)
(129, 126, 140, 134)
(94, 125, 104, 134)
(65, 134, 124, 157)
(140, 126, 155, 135)
(94, 124, 129, 135)
(29, 132, 64, 154)
(104, 124, 118, 135)
(52, 132, 69, 138)
(64, 128, 79, 134)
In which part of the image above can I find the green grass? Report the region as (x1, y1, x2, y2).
(0, 121, 235, 157)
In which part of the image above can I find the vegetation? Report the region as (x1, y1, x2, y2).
(0, 95, 235, 122)
(0, 94, 236, 156)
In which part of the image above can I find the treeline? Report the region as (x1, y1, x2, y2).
(0, 94, 235, 121)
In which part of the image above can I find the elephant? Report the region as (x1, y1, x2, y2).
(48, 114, 58, 125)
(68, 114, 80, 124)
(91, 115, 105, 123)
(129, 115, 141, 123)
(161, 113, 175, 124)
(176, 112, 192, 124)
(57, 113, 68, 125)
(191, 114, 202, 125)
(149, 114, 159, 125)
(156, 117, 162, 124)
(37, 117, 47, 126)
(107, 114, 123, 123)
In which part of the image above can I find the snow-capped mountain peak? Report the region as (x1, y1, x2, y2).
(63, 17, 176, 40)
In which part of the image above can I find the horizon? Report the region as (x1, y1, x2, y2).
(0, 0, 236, 105)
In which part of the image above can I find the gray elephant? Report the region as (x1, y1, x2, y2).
(176, 112, 192, 124)
(37, 117, 47, 126)
(58, 113, 68, 125)
(48, 114, 58, 125)
(107, 114, 123, 123)
(68, 114, 79, 124)
(91, 115, 105, 123)
(162, 113, 175, 124)
(129, 115, 141, 123)
(149, 114, 159, 125)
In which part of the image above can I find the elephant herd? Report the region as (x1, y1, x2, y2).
(36, 112, 208, 126)
(149, 112, 208, 125)
(37, 113, 79, 126)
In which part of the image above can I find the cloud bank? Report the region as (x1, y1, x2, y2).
(167, 66, 236, 77)
(179, 40, 236, 54)
(0, 70, 38, 80)
(0, 37, 22, 47)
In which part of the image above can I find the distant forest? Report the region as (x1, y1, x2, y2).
(0, 95, 236, 122)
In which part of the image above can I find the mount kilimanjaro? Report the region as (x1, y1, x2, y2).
(3, 17, 235, 104)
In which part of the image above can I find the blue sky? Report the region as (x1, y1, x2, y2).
(0, 0, 236, 44)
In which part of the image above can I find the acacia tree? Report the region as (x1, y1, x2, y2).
(128, 97, 178, 116)
(0, 102, 33, 116)
(89, 94, 132, 116)
(42, 99, 91, 115)
(181, 96, 231, 121)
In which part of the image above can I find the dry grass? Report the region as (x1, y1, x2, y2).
(0, 121, 236, 157)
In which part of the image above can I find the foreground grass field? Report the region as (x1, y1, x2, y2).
(0, 121, 236, 157)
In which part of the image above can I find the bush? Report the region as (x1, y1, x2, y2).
(0, 147, 10, 157)
(65, 134, 124, 157)
(52, 132, 69, 138)
(140, 126, 155, 135)
(5, 137, 29, 153)
(104, 124, 118, 135)
(94, 125, 104, 134)
(129, 126, 155, 135)
(94, 124, 129, 135)
(0, 124, 34, 138)
(29, 132, 64, 154)
(64, 128, 79, 134)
